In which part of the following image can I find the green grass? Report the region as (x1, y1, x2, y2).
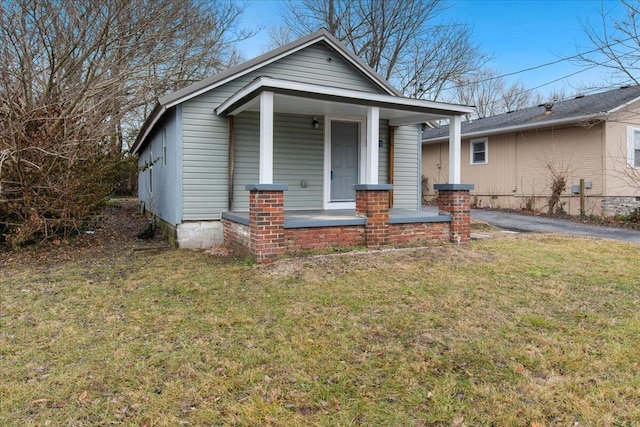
(1, 235, 639, 426)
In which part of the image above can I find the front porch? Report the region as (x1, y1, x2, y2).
(215, 77, 475, 263)
(222, 185, 472, 263)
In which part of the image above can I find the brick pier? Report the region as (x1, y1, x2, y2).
(355, 184, 393, 247)
(246, 184, 287, 264)
(434, 184, 474, 244)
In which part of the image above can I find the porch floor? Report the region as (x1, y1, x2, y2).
(222, 205, 450, 228)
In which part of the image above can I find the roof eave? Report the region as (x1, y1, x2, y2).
(131, 103, 164, 155)
(421, 113, 607, 144)
(160, 29, 400, 109)
(214, 76, 474, 119)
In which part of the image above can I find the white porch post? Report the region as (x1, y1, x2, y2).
(259, 91, 274, 184)
(366, 106, 380, 184)
(449, 115, 462, 184)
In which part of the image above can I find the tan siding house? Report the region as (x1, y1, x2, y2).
(422, 87, 640, 216)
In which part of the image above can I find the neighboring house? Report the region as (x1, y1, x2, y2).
(422, 86, 640, 217)
(132, 30, 474, 263)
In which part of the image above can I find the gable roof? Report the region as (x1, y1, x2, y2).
(132, 29, 401, 154)
(422, 85, 640, 143)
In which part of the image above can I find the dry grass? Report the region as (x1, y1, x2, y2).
(1, 210, 639, 426)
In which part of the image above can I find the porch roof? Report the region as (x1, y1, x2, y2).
(214, 76, 474, 126)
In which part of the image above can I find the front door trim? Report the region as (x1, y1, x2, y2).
(323, 116, 366, 210)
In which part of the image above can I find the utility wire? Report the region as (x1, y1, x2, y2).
(443, 35, 636, 91)
(453, 49, 639, 113)
(448, 63, 600, 111)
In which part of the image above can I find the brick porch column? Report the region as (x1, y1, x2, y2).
(355, 184, 393, 247)
(246, 184, 288, 264)
(434, 184, 474, 244)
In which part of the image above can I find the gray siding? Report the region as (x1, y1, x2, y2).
(251, 43, 384, 93)
(175, 105, 184, 223)
(137, 108, 180, 225)
(232, 112, 258, 211)
(180, 42, 388, 219)
(378, 120, 390, 184)
(182, 98, 228, 219)
(393, 125, 420, 209)
(138, 150, 150, 209)
(234, 113, 325, 211)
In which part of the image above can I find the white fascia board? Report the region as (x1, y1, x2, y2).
(215, 77, 475, 117)
(135, 38, 323, 153)
(132, 105, 166, 154)
(158, 31, 399, 110)
(389, 114, 456, 126)
(160, 40, 322, 110)
(421, 113, 607, 144)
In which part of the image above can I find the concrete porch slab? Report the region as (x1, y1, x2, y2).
(222, 206, 451, 229)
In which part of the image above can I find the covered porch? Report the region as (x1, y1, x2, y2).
(215, 77, 475, 262)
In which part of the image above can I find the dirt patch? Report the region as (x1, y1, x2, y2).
(261, 243, 498, 281)
(0, 198, 170, 271)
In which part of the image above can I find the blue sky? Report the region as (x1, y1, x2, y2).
(236, 0, 628, 100)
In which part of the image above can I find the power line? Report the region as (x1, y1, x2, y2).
(462, 57, 633, 112)
(442, 35, 636, 91)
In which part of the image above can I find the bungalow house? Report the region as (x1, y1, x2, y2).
(421, 86, 640, 217)
(132, 30, 474, 263)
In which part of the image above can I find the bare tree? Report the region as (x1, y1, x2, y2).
(502, 81, 544, 113)
(453, 69, 542, 118)
(578, 0, 640, 84)
(275, 0, 486, 100)
(578, 2, 640, 211)
(0, 0, 248, 246)
(266, 25, 296, 51)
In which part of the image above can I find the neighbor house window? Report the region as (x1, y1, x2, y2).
(470, 138, 488, 165)
(628, 127, 640, 168)
(162, 127, 167, 167)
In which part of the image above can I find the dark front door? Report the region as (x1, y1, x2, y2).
(330, 121, 359, 201)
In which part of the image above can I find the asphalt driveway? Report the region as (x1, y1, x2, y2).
(471, 209, 640, 243)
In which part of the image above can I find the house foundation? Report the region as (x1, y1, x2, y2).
(601, 196, 640, 217)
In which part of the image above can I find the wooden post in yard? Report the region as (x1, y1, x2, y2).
(580, 178, 585, 217)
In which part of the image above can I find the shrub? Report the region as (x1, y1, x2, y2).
(0, 94, 129, 247)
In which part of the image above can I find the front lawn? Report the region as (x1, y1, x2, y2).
(1, 217, 639, 425)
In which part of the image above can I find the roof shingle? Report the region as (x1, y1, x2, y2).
(422, 85, 640, 141)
